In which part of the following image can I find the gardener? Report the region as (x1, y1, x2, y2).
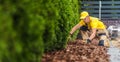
(69, 11, 109, 46)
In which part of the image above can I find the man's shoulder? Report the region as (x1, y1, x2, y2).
(90, 16, 99, 20)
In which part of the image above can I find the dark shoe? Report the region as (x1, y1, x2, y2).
(87, 39, 91, 43)
(98, 40, 104, 46)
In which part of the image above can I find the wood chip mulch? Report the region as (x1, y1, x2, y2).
(42, 40, 110, 62)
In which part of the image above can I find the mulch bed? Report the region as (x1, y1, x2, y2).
(42, 40, 110, 62)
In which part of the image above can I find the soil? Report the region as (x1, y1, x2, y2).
(42, 40, 110, 62)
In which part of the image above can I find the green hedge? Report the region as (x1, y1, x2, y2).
(0, 0, 79, 62)
(0, 0, 44, 62)
(42, 0, 79, 52)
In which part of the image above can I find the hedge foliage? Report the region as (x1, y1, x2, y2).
(43, 0, 79, 52)
(0, 0, 79, 62)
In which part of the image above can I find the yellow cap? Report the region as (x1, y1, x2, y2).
(80, 11, 89, 19)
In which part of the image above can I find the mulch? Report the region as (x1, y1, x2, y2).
(42, 40, 110, 62)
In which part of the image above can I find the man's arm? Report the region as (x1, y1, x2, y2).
(89, 28, 97, 40)
(70, 23, 81, 35)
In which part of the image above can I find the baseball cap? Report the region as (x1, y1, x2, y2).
(80, 11, 89, 19)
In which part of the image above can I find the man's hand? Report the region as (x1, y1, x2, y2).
(69, 33, 72, 36)
(87, 39, 91, 43)
(67, 33, 73, 42)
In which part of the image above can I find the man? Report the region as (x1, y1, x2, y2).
(69, 11, 109, 46)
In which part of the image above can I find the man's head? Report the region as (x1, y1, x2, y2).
(80, 11, 90, 23)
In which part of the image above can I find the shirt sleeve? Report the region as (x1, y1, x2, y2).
(79, 20, 85, 26)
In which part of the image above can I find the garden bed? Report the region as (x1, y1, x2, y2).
(42, 40, 110, 62)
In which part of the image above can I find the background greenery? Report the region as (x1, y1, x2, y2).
(0, 0, 80, 62)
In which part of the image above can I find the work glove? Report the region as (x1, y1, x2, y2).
(67, 33, 73, 42)
(87, 39, 91, 44)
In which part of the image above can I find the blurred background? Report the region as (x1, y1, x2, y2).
(0, 0, 79, 62)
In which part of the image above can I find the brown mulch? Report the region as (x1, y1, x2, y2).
(42, 40, 110, 62)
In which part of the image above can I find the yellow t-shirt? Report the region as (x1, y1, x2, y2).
(79, 16, 106, 29)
